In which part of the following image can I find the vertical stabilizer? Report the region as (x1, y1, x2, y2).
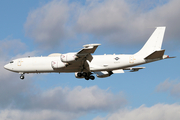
(135, 27, 166, 57)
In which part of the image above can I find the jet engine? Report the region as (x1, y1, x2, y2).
(96, 71, 113, 78)
(61, 53, 78, 63)
(51, 61, 68, 69)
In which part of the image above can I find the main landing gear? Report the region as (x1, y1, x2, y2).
(77, 72, 95, 80)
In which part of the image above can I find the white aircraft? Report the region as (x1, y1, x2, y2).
(4, 27, 174, 80)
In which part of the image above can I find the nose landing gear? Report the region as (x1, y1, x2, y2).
(19, 73, 25, 80)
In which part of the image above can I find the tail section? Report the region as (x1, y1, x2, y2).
(135, 27, 166, 57)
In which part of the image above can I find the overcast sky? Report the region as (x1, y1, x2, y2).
(0, 0, 180, 120)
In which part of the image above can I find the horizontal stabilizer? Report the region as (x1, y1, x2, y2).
(145, 50, 165, 59)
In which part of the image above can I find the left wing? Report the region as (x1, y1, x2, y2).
(124, 67, 145, 72)
(95, 69, 125, 78)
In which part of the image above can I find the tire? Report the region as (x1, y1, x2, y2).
(20, 75, 24, 80)
(85, 76, 89, 80)
(83, 72, 87, 77)
(77, 72, 82, 77)
(90, 76, 95, 80)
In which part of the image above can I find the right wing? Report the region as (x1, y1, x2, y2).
(95, 69, 124, 78)
(124, 67, 145, 72)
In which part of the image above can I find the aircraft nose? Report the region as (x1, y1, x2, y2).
(4, 64, 10, 70)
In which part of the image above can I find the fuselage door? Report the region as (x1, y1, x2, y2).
(17, 59, 22, 66)
(129, 56, 135, 63)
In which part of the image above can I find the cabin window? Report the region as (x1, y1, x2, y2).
(10, 61, 14, 63)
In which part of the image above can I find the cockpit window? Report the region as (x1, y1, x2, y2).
(10, 61, 14, 63)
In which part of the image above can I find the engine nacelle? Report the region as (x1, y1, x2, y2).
(75, 72, 84, 79)
(96, 71, 113, 78)
(61, 53, 78, 63)
(51, 61, 68, 69)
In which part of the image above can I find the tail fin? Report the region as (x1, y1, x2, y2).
(135, 27, 166, 57)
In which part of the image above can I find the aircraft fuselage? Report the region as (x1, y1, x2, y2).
(4, 54, 153, 73)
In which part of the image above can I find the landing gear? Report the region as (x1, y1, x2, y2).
(82, 72, 87, 77)
(19, 72, 25, 80)
(20, 74, 24, 80)
(85, 76, 89, 80)
(77, 72, 95, 80)
(89, 76, 95, 80)
(77, 72, 82, 77)
(85, 75, 95, 80)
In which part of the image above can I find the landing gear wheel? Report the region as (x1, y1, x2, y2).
(77, 72, 82, 77)
(85, 76, 89, 80)
(83, 72, 87, 77)
(90, 76, 95, 80)
(20, 75, 24, 80)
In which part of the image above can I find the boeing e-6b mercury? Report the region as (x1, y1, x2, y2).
(4, 27, 174, 80)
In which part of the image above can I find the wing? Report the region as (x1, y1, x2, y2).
(77, 44, 101, 72)
(94, 69, 124, 78)
(78, 44, 101, 55)
(77, 44, 100, 60)
(124, 67, 145, 72)
(76, 44, 101, 62)
(94, 67, 145, 78)
(59, 44, 100, 72)
(66, 44, 101, 72)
